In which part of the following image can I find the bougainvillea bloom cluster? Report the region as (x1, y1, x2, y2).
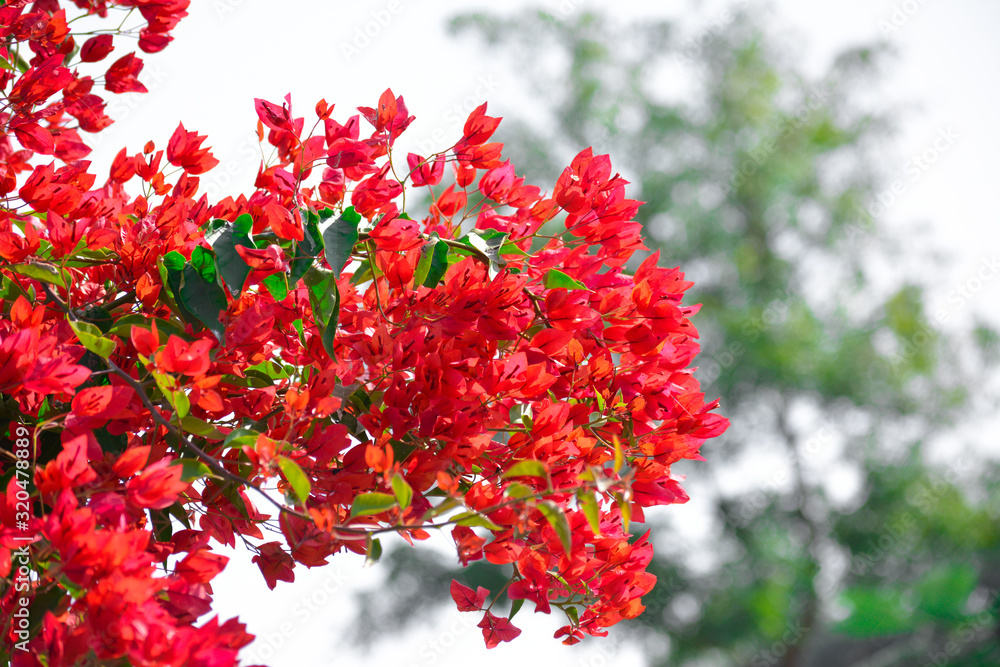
(0, 2, 728, 663)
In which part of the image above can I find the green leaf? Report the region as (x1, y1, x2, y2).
(350, 492, 398, 518)
(179, 250, 229, 343)
(509, 597, 525, 620)
(277, 456, 311, 506)
(504, 482, 534, 500)
(615, 492, 631, 532)
(421, 496, 461, 521)
(68, 320, 115, 359)
(222, 427, 259, 449)
(174, 458, 214, 482)
(544, 268, 588, 290)
(836, 587, 917, 637)
(8, 262, 66, 287)
(364, 535, 383, 568)
(453, 511, 502, 531)
(391, 473, 414, 509)
(578, 491, 602, 536)
(151, 369, 190, 419)
(321, 206, 361, 274)
(106, 315, 191, 342)
(0, 274, 28, 301)
(263, 272, 289, 301)
(303, 265, 340, 359)
(417, 238, 451, 287)
(461, 229, 508, 276)
(503, 460, 549, 480)
(179, 415, 227, 440)
(210, 214, 255, 296)
(290, 213, 323, 285)
(915, 563, 978, 622)
(537, 500, 573, 553)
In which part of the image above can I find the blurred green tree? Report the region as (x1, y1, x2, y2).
(349, 8, 1000, 666)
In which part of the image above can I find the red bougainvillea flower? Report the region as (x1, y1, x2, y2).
(155, 336, 214, 376)
(126, 459, 189, 509)
(167, 123, 220, 174)
(0, 4, 728, 660)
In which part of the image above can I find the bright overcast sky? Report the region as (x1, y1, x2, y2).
(84, 1, 1000, 665)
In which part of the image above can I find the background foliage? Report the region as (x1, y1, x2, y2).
(350, 8, 1000, 667)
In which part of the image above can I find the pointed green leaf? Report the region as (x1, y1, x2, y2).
(277, 456, 311, 506)
(504, 482, 534, 500)
(8, 262, 66, 287)
(68, 320, 115, 359)
(303, 265, 340, 359)
(503, 460, 549, 480)
(321, 206, 361, 274)
(178, 250, 229, 343)
(578, 491, 602, 536)
(211, 214, 256, 296)
(179, 415, 227, 440)
(419, 238, 451, 287)
(364, 535, 383, 568)
(537, 501, 573, 553)
(174, 458, 214, 482)
(391, 473, 413, 509)
(349, 492, 398, 518)
(263, 272, 289, 301)
(151, 369, 190, 419)
(453, 511, 503, 531)
(544, 269, 587, 290)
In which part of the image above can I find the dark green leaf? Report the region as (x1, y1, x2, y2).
(321, 206, 361, 274)
(416, 238, 452, 287)
(211, 214, 256, 296)
(179, 259, 228, 343)
(303, 265, 340, 359)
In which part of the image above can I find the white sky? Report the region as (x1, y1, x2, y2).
(79, 0, 1000, 665)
